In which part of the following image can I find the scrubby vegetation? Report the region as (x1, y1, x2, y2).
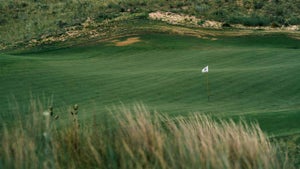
(0, 101, 295, 169)
(1, 0, 300, 49)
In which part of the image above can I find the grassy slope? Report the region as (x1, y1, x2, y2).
(1, 33, 300, 137)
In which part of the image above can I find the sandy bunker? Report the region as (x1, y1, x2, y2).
(113, 37, 141, 46)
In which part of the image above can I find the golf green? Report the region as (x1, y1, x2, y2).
(1, 33, 300, 136)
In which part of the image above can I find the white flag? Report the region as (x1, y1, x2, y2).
(202, 66, 208, 73)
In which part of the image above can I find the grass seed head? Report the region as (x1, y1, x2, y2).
(48, 106, 53, 116)
(73, 104, 78, 111)
(73, 104, 79, 115)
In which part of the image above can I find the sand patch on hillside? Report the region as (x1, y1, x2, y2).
(149, 11, 223, 29)
(113, 37, 141, 46)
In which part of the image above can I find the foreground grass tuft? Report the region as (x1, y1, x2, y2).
(0, 102, 295, 169)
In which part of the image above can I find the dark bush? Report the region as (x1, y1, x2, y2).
(20, 2, 28, 8)
(97, 13, 119, 22)
(57, 20, 68, 28)
(175, 1, 185, 8)
(271, 22, 280, 28)
(243, 16, 270, 26)
(120, 7, 126, 12)
(228, 15, 271, 26)
(222, 22, 231, 28)
(254, 1, 264, 9)
(197, 20, 205, 25)
(0, 18, 7, 25)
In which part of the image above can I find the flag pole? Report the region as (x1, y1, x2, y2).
(202, 65, 210, 101)
(206, 72, 210, 101)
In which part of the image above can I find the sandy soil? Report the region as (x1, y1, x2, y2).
(113, 37, 141, 46)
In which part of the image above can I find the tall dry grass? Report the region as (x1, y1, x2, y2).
(0, 101, 294, 169)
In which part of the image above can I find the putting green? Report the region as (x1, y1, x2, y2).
(0, 33, 300, 136)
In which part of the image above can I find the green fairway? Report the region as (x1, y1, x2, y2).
(1, 33, 300, 136)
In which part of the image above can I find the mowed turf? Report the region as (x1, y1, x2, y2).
(0, 33, 300, 136)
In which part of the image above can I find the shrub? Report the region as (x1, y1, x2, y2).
(222, 22, 231, 28)
(254, 1, 264, 10)
(271, 22, 281, 28)
(197, 20, 205, 25)
(228, 15, 271, 26)
(0, 18, 7, 25)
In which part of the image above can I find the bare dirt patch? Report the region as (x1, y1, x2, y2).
(113, 37, 141, 46)
(149, 11, 223, 29)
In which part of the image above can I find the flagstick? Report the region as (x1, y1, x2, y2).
(201, 66, 210, 101)
(206, 72, 210, 101)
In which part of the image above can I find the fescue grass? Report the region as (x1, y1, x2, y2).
(0, 101, 295, 169)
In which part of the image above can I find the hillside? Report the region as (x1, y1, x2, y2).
(1, 0, 300, 50)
